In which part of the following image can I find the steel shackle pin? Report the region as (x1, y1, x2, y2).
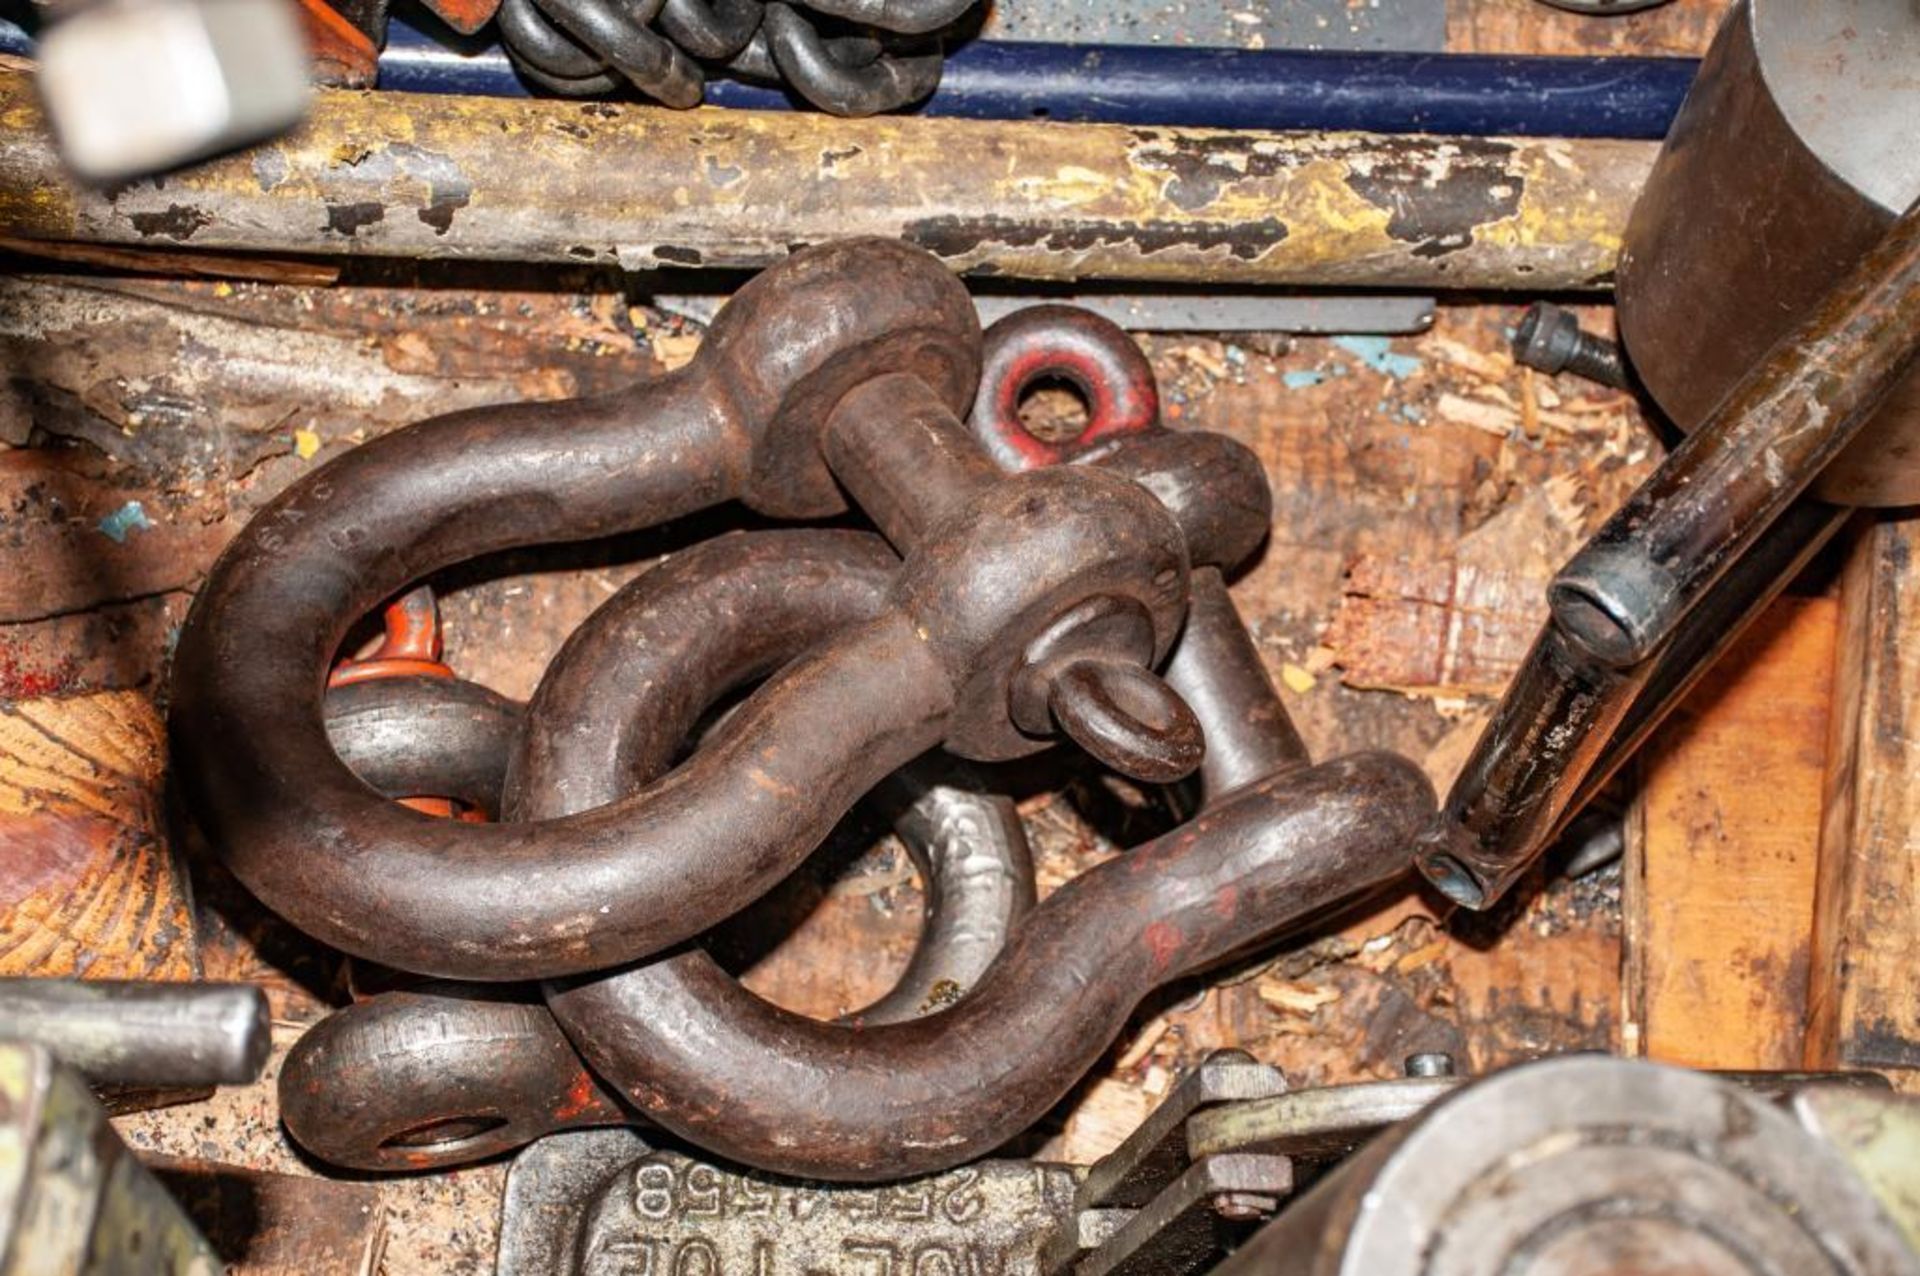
(0, 979, 270, 1088)
(821, 365, 1207, 784)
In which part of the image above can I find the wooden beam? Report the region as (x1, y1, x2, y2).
(1808, 515, 1920, 1088)
(1623, 594, 1836, 1069)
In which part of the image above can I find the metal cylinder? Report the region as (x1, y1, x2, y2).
(1554, 200, 1920, 668)
(1616, 0, 1920, 507)
(0, 979, 269, 1087)
(1215, 1057, 1920, 1276)
(0, 69, 1652, 289)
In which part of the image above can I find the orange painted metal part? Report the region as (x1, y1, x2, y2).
(420, 0, 503, 36)
(295, 0, 380, 88)
(328, 587, 480, 820)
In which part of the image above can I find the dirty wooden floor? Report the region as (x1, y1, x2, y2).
(0, 2, 1757, 1272)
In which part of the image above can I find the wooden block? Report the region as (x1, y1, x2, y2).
(1446, 0, 1729, 56)
(1623, 594, 1837, 1070)
(146, 1157, 386, 1275)
(1808, 517, 1920, 1087)
(0, 690, 197, 980)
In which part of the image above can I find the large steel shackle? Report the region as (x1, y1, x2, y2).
(275, 303, 1436, 1183)
(172, 237, 1242, 983)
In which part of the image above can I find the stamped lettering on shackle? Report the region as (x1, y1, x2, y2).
(500, 1132, 1080, 1276)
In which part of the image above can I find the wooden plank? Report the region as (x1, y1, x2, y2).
(1447, 0, 1729, 55)
(1807, 516, 1920, 1089)
(146, 1158, 387, 1276)
(1622, 594, 1836, 1070)
(0, 690, 197, 980)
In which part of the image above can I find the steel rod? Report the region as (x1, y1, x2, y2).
(0, 70, 1652, 288)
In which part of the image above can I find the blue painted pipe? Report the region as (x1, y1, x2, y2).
(0, 14, 1698, 138)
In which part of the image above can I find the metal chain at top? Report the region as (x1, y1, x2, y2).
(496, 0, 966, 115)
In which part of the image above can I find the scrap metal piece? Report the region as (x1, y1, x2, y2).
(1044, 1051, 1290, 1276)
(0, 978, 268, 1087)
(0, 1041, 222, 1275)
(0, 70, 1653, 291)
(495, 1129, 1081, 1276)
(1211, 1057, 1920, 1276)
(1074, 1051, 1287, 1215)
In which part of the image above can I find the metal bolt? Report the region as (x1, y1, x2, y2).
(1512, 302, 1631, 390)
(1405, 1052, 1457, 1078)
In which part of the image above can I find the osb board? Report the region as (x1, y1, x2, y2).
(1623, 595, 1836, 1071)
(0, 263, 1655, 1263)
(0, 689, 196, 980)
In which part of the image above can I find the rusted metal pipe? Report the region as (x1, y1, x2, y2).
(1418, 204, 1920, 911)
(0, 71, 1649, 289)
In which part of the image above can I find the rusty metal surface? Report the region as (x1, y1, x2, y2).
(0, 72, 1651, 289)
(1212, 1057, 1920, 1276)
(514, 307, 1425, 1181)
(495, 1129, 1082, 1276)
(220, 267, 1440, 1183)
(170, 237, 984, 981)
(1617, 0, 1920, 507)
(279, 531, 1035, 1173)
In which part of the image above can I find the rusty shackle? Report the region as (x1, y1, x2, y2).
(171, 237, 1269, 982)
(274, 304, 1435, 1182)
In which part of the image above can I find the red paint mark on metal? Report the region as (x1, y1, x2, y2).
(1143, 920, 1183, 975)
(0, 643, 78, 699)
(554, 1069, 598, 1120)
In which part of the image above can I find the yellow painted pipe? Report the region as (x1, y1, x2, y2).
(0, 71, 1652, 289)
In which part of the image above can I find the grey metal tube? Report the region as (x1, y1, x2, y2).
(0, 979, 270, 1087)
